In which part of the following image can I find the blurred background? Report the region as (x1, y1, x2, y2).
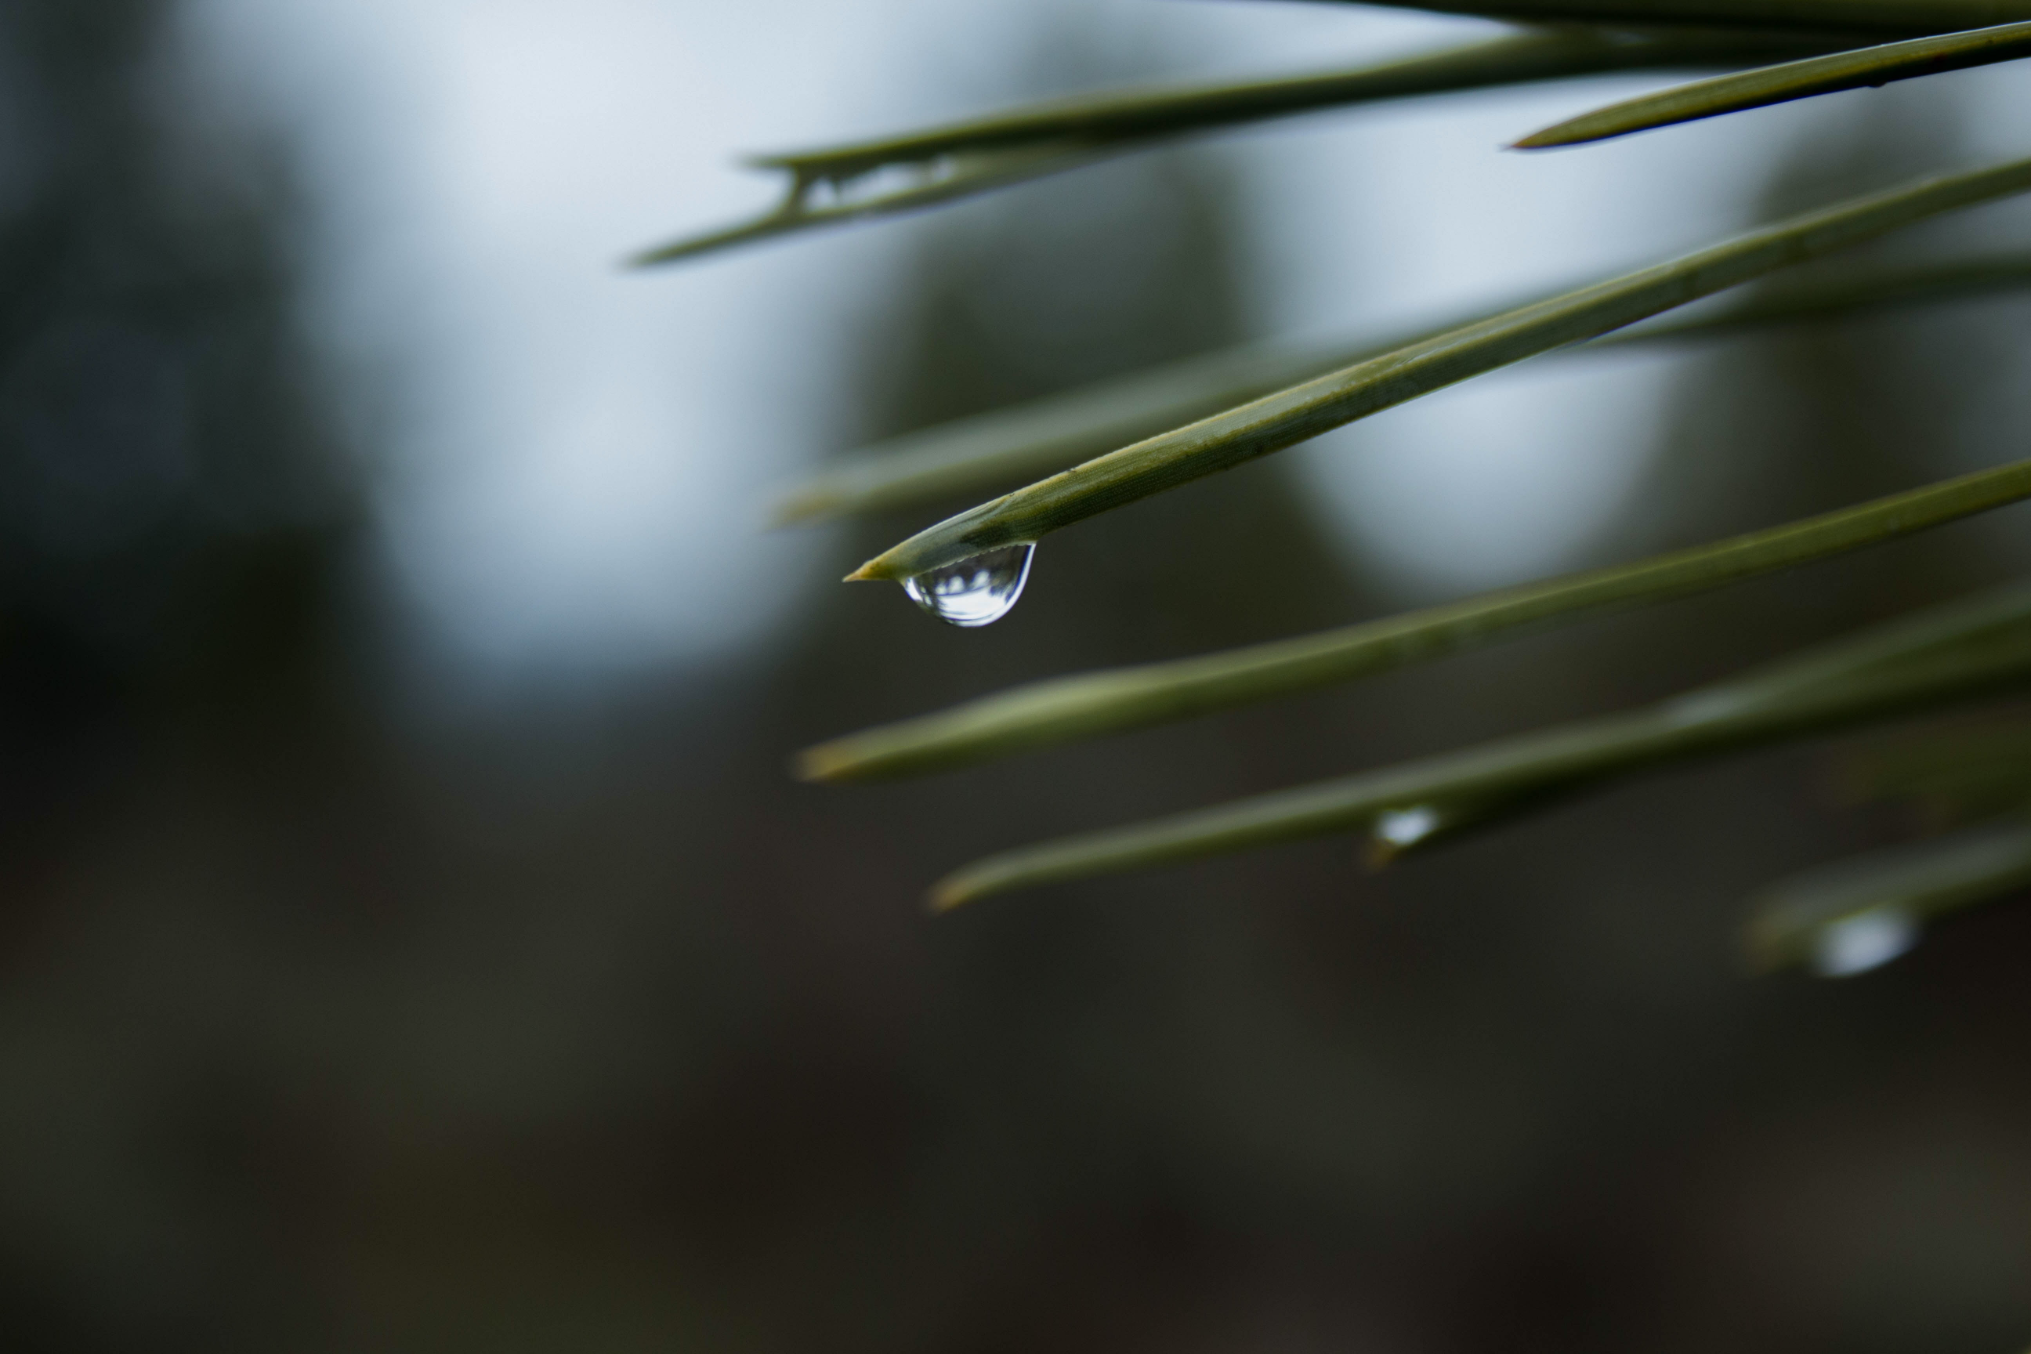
(3, 0, 2030, 1349)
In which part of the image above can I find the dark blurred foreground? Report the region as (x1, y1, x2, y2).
(1, 4, 2028, 1351)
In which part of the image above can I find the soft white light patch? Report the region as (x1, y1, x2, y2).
(170, 0, 1898, 670)
(178, 0, 917, 673)
(1236, 51, 1853, 596)
(1809, 909, 1921, 978)
(167, 0, 1425, 678)
(1297, 347, 1676, 597)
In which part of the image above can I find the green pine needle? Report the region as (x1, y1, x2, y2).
(779, 250, 2031, 526)
(929, 584, 2031, 908)
(630, 28, 1821, 267)
(1516, 20, 2031, 148)
(1345, 0, 2031, 38)
(1743, 815, 2031, 973)
(848, 156, 2031, 585)
(801, 456, 2031, 781)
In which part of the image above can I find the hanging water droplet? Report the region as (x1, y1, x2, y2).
(902, 543, 1034, 627)
(1374, 806, 1441, 849)
(1808, 907, 1919, 978)
(1366, 804, 1444, 868)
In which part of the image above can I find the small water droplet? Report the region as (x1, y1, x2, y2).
(1366, 804, 1444, 868)
(1809, 908, 1919, 978)
(1374, 806, 1441, 849)
(903, 544, 1034, 627)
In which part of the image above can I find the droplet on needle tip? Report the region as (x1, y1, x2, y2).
(901, 543, 1035, 627)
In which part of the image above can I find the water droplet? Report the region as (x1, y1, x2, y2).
(1808, 908, 1919, 978)
(1367, 804, 1444, 868)
(1374, 806, 1441, 849)
(903, 544, 1034, 627)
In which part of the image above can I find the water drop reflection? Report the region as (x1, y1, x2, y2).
(1809, 908, 1919, 978)
(903, 543, 1034, 627)
(1374, 806, 1441, 849)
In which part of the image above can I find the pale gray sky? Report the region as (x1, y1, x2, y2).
(169, 0, 2001, 672)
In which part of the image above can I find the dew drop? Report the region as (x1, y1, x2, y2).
(1808, 907, 1919, 978)
(1374, 806, 1441, 849)
(902, 543, 1035, 627)
(1366, 804, 1443, 868)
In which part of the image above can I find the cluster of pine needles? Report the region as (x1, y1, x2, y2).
(645, 0, 2031, 979)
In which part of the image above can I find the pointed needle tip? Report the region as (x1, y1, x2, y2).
(843, 560, 886, 583)
(793, 740, 874, 783)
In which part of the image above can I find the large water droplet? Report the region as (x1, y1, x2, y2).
(1809, 907, 1919, 978)
(903, 543, 1034, 627)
